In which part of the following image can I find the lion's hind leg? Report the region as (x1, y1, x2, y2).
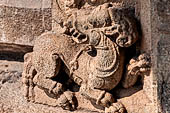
(32, 53, 77, 110)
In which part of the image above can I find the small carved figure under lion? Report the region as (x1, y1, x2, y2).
(22, 0, 151, 113)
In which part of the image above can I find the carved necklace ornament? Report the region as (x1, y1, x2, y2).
(22, 1, 151, 113)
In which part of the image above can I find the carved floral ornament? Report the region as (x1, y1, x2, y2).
(22, 0, 151, 113)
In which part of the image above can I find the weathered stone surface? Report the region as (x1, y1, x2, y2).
(0, 60, 23, 84)
(135, 0, 156, 113)
(0, 0, 51, 9)
(150, 0, 170, 112)
(0, 0, 52, 53)
(0, 43, 32, 53)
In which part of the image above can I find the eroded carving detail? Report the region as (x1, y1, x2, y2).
(22, 1, 151, 113)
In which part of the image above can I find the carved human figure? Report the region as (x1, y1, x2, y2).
(22, 1, 151, 113)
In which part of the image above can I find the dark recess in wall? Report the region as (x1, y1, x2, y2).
(0, 51, 26, 62)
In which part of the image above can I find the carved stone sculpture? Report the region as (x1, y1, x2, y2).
(22, 1, 151, 113)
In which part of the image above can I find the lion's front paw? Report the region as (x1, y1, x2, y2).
(122, 53, 151, 88)
(96, 92, 115, 108)
(58, 91, 78, 111)
(128, 53, 151, 76)
(105, 102, 125, 113)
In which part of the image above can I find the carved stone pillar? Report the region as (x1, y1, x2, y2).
(138, 0, 170, 112)
(150, 0, 170, 113)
